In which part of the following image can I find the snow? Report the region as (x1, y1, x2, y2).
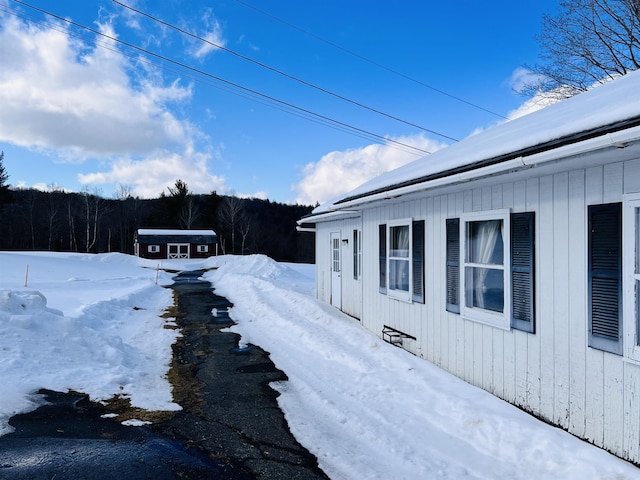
(137, 228, 217, 236)
(314, 69, 640, 214)
(0, 251, 638, 478)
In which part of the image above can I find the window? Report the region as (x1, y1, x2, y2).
(449, 210, 535, 331)
(197, 245, 209, 253)
(589, 203, 622, 355)
(149, 245, 160, 253)
(462, 212, 509, 327)
(332, 236, 340, 273)
(389, 223, 411, 297)
(353, 229, 362, 280)
(378, 220, 425, 302)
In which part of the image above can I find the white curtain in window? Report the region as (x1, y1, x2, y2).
(393, 226, 410, 257)
(474, 220, 501, 308)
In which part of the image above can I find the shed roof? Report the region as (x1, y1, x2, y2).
(313, 70, 640, 215)
(137, 229, 217, 236)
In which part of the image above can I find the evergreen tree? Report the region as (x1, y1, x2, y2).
(0, 151, 11, 206)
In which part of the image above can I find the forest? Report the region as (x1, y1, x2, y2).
(0, 173, 315, 263)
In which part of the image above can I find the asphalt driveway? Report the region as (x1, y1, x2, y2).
(0, 270, 328, 480)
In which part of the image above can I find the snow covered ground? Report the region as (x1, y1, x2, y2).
(0, 251, 638, 478)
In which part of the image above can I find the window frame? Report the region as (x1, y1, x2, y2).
(149, 245, 160, 253)
(624, 194, 640, 361)
(460, 209, 511, 330)
(387, 219, 413, 302)
(197, 244, 209, 253)
(378, 219, 425, 303)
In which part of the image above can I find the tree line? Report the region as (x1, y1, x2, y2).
(0, 168, 315, 263)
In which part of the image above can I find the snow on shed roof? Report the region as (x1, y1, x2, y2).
(137, 229, 217, 236)
(314, 71, 640, 215)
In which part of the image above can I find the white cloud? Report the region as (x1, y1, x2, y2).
(77, 148, 228, 198)
(508, 67, 545, 94)
(0, 10, 231, 199)
(0, 14, 194, 159)
(189, 9, 226, 59)
(293, 134, 448, 206)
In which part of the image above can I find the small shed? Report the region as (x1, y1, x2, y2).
(134, 229, 218, 259)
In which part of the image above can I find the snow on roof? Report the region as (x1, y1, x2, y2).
(137, 229, 217, 236)
(314, 71, 640, 214)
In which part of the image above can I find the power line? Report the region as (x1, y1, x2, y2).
(12, 0, 433, 156)
(112, 0, 459, 143)
(0, 4, 424, 157)
(234, 0, 509, 120)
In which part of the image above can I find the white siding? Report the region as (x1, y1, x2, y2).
(314, 155, 640, 464)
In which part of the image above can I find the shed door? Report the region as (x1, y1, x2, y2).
(168, 243, 190, 259)
(330, 232, 341, 308)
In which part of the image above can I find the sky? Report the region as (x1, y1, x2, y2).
(1, 251, 639, 478)
(0, 0, 558, 204)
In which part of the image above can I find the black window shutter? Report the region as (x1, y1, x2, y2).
(412, 220, 425, 303)
(511, 212, 535, 333)
(446, 218, 460, 313)
(588, 203, 622, 355)
(379, 224, 387, 293)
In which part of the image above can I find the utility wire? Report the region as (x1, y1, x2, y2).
(112, 0, 459, 143)
(12, 0, 433, 156)
(235, 0, 509, 120)
(0, 4, 424, 156)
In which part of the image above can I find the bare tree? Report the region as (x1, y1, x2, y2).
(179, 196, 200, 229)
(45, 183, 63, 250)
(218, 195, 244, 254)
(82, 187, 107, 253)
(524, 0, 640, 98)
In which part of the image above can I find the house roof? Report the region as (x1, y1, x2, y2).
(137, 229, 217, 236)
(312, 70, 640, 215)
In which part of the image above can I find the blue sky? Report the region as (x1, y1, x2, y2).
(0, 0, 557, 204)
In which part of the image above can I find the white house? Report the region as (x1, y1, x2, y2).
(299, 71, 640, 463)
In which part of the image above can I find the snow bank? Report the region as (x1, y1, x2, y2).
(0, 252, 181, 436)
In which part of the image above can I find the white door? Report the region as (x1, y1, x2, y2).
(330, 232, 341, 308)
(168, 243, 190, 259)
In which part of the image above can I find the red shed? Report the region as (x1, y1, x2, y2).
(134, 229, 218, 259)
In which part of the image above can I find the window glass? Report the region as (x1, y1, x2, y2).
(390, 258, 410, 292)
(390, 225, 410, 258)
(465, 219, 504, 313)
(332, 237, 340, 273)
(467, 220, 503, 265)
(465, 266, 504, 312)
(389, 225, 410, 293)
